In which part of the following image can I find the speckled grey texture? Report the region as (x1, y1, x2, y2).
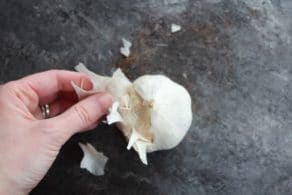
(1, 0, 292, 194)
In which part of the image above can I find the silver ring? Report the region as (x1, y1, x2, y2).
(40, 104, 50, 119)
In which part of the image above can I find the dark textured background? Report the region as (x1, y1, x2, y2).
(1, 0, 292, 194)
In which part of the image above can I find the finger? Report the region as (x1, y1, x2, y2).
(33, 92, 78, 119)
(48, 99, 76, 118)
(18, 70, 93, 105)
(57, 91, 79, 103)
(87, 121, 99, 130)
(34, 99, 76, 120)
(44, 92, 112, 137)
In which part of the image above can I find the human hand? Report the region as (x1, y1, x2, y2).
(0, 70, 112, 195)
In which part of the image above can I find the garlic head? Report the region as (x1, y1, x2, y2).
(73, 63, 192, 165)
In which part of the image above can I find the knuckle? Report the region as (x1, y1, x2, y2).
(47, 69, 58, 74)
(0, 82, 17, 105)
(3, 81, 19, 90)
(1, 81, 19, 96)
(48, 69, 67, 76)
(47, 70, 59, 79)
(73, 104, 92, 126)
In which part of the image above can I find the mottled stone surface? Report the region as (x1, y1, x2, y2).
(1, 0, 292, 194)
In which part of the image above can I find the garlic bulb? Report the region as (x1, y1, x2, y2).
(73, 63, 192, 165)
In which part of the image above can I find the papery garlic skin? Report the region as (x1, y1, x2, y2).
(75, 64, 111, 91)
(73, 63, 192, 165)
(79, 143, 108, 176)
(171, 24, 182, 33)
(120, 38, 132, 57)
(107, 69, 132, 105)
(107, 102, 123, 124)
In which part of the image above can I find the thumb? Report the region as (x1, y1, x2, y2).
(47, 92, 112, 136)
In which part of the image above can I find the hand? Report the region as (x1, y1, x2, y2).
(0, 70, 112, 195)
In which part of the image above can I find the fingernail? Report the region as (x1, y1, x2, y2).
(81, 77, 93, 90)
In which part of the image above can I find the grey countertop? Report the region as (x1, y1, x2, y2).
(1, 0, 292, 194)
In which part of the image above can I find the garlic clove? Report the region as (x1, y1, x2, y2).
(106, 102, 123, 124)
(133, 75, 192, 152)
(121, 95, 130, 109)
(79, 143, 108, 176)
(75, 63, 110, 91)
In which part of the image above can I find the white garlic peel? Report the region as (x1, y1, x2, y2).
(171, 24, 182, 33)
(73, 63, 192, 165)
(71, 81, 97, 100)
(120, 38, 132, 57)
(107, 102, 123, 124)
(79, 143, 108, 176)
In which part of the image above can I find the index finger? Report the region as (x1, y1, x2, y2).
(19, 70, 93, 104)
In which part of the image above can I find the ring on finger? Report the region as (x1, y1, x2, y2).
(40, 104, 50, 119)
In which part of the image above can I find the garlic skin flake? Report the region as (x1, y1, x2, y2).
(73, 63, 192, 165)
(120, 38, 132, 57)
(107, 101, 123, 124)
(79, 143, 108, 176)
(171, 24, 181, 33)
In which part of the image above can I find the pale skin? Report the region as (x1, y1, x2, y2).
(0, 70, 113, 195)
